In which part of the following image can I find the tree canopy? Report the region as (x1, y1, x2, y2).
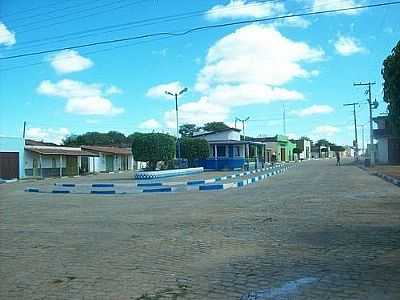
(63, 131, 130, 147)
(202, 122, 230, 132)
(131, 133, 176, 170)
(180, 138, 210, 166)
(315, 139, 333, 147)
(382, 40, 400, 134)
(179, 124, 199, 137)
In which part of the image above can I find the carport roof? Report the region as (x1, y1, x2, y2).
(81, 145, 132, 155)
(207, 140, 265, 145)
(25, 146, 98, 156)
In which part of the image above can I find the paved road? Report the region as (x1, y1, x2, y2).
(0, 160, 399, 299)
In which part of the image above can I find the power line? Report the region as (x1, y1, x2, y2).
(1, 0, 109, 22)
(4, 0, 372, 52)
(13, 0, 152, 32)
(7, 0, 284, 51)
(0, 36, 173, 72)
(2, 1, 399, 61)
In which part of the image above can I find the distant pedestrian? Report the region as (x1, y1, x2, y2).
(335, 151, 341, 166)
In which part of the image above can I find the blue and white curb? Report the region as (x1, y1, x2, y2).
(374, 172, 400, 187)
(197, 166, 291, 191)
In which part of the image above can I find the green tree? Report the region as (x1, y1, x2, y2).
(315, 139, 331, 147)
(63, 131, 128, 146)
(330, 145, 345, 152)
(180, 138, 210, 166)
(179, 124, 199, 137)
(202, 122, 230, 132)
(300, 136, 311, 141)
(106, 131, 128, 145)
(382, 40, 400, 134)
(131, 133, 176, 170)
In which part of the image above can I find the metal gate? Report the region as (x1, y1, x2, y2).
(0, 152, 19, 179)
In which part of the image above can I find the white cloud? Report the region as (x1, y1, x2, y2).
(334, 35, 366, 56)
(196, 24, 324, 92)
(164, 96, 229, 129)
(26, 127, 70, 145)
(206, 0, 286, 20)
(37, 79, 124, 116)
(207, 83, 304, 107)
(274, 15, 311, 28)
(311, 0, 365, 15)
(287, 133, 299, 140)
(50, 50, 93, 74)
(152, 48, 168, 56)
(313, 125, 340, 136)
(146, 81, 185, 99)
(158, 24, 324, 128)
(290, 104, 334, 117)
(105, 85, 122, 95)
(0, 22, 16, 46)
(139, 119, 161, 129)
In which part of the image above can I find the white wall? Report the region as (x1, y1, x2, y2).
(24, 150, 68, 168)
(202, 130, 241, 142)
(376, 138, 389, 163)
(0, 136, 25, 178)
(88, 153, 135, 172)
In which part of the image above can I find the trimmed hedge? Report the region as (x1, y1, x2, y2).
(131, 133, 176, 170)
(181, 138, 210, 165)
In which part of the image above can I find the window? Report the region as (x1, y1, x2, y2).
(235, 146, 241, 157)
(52, 158, 57, 168)
(217, 145, 226, 157)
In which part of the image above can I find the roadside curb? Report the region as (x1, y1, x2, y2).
(25, 163, 298, 194)
(357, 165, 400, 187)
(374, 172, 400, 187)
(197, 165, 291, 191)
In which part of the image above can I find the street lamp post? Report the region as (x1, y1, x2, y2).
(165, 87, 188, 162)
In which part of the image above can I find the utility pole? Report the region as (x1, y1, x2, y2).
(343, 102, 360, 160)
(283, 104, 286, 135)
(23, 121, 26, 139)
(235, 117, 250, 140)
(165, 87, 188, 162)
(361, 124, 365, 156)
(353, 81, 376, 166)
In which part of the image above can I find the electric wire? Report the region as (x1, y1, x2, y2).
(2, 1, 399, 61)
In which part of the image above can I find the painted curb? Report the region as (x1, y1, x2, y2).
(92, 183, 114, 188)
(55, 183, 76, 187)
(142, 187, 173, 193)
(91, 190, 116, 194)
(52, 189, 71, 194)
(137, 182, 163, 187)
(375, 172, 400, 187)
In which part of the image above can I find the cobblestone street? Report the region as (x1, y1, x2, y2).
(1, 160, 399, 299)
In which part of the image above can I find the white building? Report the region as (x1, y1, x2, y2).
(81, 145, 134, 173)
(294, 138, 312, 160)
(24, 145, 97, 177)
(0, 136, 25, 179)
(373, 116, 400, 164)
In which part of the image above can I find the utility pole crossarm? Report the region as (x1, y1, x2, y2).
(353, 81, 376, 166)
(343, 102, 360, 160)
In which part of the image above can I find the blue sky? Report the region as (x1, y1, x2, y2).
(0, 0, 399, 145)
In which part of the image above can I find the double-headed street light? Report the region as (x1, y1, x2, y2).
(165, 87, 188, 160)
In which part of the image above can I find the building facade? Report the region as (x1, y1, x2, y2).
(254, 135, 296, 162)
(0, 136, 25, 179)
(193, 128, 266, 170)
(81, 146, 134, 173)
(24, 146, 97, 177)
(294, 138, 312, 160)
(373, 116, 400, 164)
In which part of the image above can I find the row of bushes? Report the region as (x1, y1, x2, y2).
(130, 133, 209, 170)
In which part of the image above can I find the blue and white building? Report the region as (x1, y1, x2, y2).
(193, 128, 265, 170)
